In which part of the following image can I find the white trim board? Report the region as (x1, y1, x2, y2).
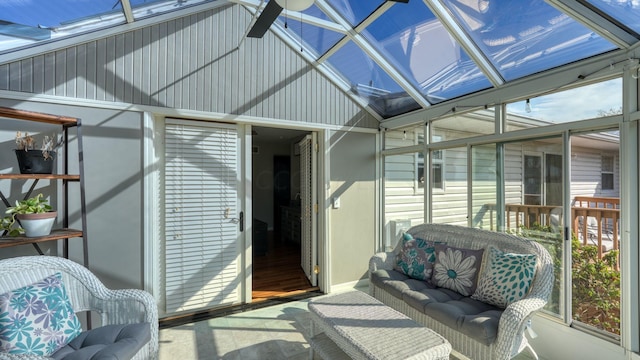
(0, 90, 379, 135)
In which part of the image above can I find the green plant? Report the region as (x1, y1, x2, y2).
(15, 131, 63, 160)
(517, 223, 621, 335)
(572, 238, 620, 334)
(0, 193, 52, 236)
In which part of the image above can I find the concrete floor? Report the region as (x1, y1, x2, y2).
(158, 290, 539, 360)
(159, 296, 318, 360)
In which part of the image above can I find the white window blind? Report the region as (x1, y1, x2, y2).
(164, 121, 240, 314)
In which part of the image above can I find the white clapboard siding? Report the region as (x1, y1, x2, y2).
(164, 121, 240, 314)
(383, 125, 620, 232)
(431, 147, 468, 224)
(384, 147, 424, 228)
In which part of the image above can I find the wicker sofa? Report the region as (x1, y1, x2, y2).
(369, 224, 554, 360)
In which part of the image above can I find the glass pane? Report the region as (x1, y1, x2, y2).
(471, 144, 496, 230)
(571, 129, 620, 337)
(506, 78, 622, 129)
(432, 146, 467, 225)
(0, 0, 125, 53)
(362, 0, 491, 104)
(276, 5, 343, 57)
(503, 137, 563, 316)
(586, 0, 640, 35)
(384, 153, 425, 249)
(432, 107, 496, 142)
(384, 124, 423, 150)
(326, 0, 384, 26)
(442, 0, 617, 81)
(327, 40, 420, 118)
(130, 0, 214, 19)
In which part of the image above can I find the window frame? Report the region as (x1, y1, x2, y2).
(416, 133, 445, 192)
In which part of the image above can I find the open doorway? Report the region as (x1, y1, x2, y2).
(251, 126, 319, 301)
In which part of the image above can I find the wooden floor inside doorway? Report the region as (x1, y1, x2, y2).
(252, 232, 318, 302)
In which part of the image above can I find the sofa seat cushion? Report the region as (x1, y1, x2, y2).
(373, 269, 503, 346)
(51, 323, 151, 360)
(402, 287, 465, 311)
(424, 297, 503, 345)
(370, 269, 429, 299)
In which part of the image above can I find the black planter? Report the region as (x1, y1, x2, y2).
(14, 149, 56, 174)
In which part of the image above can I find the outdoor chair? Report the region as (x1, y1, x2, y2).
(0, 256, 158, 360)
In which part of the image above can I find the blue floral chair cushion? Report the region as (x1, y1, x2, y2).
(472, 246, 538, 308)
(394, 233, 436, 282)
(432, 244, 484, 296)
(0, 272, 82, 356)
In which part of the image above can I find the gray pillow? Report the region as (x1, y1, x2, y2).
(432, 243, 484, 296)
(394, 232, 436, 282)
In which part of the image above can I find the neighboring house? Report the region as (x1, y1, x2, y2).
(384, 110, 620, 243)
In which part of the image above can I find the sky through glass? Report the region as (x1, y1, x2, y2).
(0, 0, 636, 120)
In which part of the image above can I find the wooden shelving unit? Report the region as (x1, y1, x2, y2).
(0, 107, 88, 266)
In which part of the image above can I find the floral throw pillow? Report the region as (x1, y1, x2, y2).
(0, 272, 82, 356)
(394, 233, 436, 282)
(472, 246, 538, 308)
(433, 244, 484, 296)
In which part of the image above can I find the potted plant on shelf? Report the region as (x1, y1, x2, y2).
(14, 131, 63, 174)
(0, 193, 57, 237)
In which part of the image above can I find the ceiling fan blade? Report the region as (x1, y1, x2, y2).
(247, 0, 284, 38)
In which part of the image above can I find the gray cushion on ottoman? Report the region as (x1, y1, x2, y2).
(51, 323, 151, 360)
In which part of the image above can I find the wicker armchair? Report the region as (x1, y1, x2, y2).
(0, 256, 158, 360)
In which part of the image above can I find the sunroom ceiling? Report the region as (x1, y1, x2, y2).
(0, 0, 638, 122)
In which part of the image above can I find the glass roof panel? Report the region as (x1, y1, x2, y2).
(362, 0, 492, 104)
(442, 0, 618, 81)
(325, 0, 385, 26)
(276, 5, 343, 57)
(327, 40, 420, 118)
(0, 0, 125, 54)
(130, 0, 214, 20)
(585, 0, 640, 35)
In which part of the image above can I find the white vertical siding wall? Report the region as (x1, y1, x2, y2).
(0, 4, 378, 129)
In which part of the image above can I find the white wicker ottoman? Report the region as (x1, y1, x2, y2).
(307, 291, 451, 360)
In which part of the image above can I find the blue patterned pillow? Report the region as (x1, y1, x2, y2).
(433, 244, 484, 296)
(394, 233, 436, 282)
(471, 246, 538, 308)
(0, 273, 82, 356)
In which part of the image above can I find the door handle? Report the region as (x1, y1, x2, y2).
(239, 211, 244, 232)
